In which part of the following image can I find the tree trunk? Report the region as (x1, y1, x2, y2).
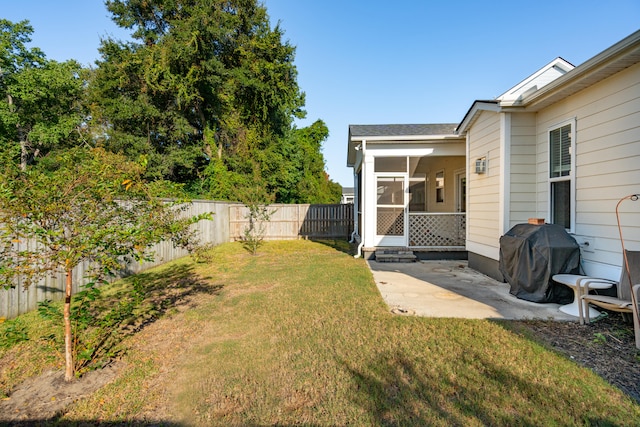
(20, 138, 28, 172)
(7, 94, 29, 172)
(64, 262, 74, 381)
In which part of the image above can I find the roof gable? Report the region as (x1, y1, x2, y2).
(458, 30, 640, 133)
(496, 57, 574, 105)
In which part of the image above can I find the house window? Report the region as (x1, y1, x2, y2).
(549, 119, 575, 230)
(435, 170, 444, 203)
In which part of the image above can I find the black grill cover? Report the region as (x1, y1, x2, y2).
(499, 223, 579, 304)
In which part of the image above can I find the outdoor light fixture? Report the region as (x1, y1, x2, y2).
(475, 157, 487, 174)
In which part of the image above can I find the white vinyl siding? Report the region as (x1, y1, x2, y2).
(536, 61, 640, 273)
(509, 113, 537, 227)
(467, 111, 501, 258)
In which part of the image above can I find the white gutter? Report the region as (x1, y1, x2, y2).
(350, 134, 461, 143)
(514, 29, 640, 109)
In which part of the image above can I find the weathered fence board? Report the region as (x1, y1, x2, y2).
(0, 200, 230, 320)
(229, 204, 354, 241)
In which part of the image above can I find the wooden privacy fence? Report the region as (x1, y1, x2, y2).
(229, 203, 354, 241)
(0, 200, 231, 320)
(1, 201, 354, 319)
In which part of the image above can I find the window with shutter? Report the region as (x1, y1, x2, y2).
(550, 124, 572, 178)
(549, 120, 575, 231)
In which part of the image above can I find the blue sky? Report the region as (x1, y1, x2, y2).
(3, 1, 639, 187)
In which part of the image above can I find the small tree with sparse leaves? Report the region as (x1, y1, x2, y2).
(239, 184, 275, 256)
(0, 147, 209, 381)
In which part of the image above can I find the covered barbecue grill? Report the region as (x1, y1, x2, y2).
(499, 223, 579, 304)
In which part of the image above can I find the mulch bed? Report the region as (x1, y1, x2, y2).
(512, 310, 640, 404)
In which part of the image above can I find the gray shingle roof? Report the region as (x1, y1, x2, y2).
(349, 123, 458, 137)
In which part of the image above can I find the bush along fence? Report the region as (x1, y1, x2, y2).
(1, 202, 353, 319)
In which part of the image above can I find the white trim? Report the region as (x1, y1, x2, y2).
(350, 134, 461, 142)
(521, 30, 640, 108)
(362, 148, 375, 247)
(457, 101, 501, 134)
(373, 173, 409, 247)
(499, 112, 511, 234)
(496, 57, 574, 105)
(366, 147, 435, 157)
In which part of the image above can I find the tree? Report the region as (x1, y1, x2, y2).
(0, 147, 208, 381)
(90, 0, 343, 203)
(263, 120, 342, 204)
(90, 0, 305, 188)
(0, 19, 86, 170)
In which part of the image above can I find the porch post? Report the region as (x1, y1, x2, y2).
(363, 148, 375, 248)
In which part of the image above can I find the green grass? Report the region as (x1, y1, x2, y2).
(3, 240, 640, 425)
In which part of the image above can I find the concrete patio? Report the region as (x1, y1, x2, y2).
(368, 259, 577, 321)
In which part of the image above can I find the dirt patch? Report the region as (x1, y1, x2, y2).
(0, 364, 121, 423)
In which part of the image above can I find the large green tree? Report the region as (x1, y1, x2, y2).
(0, 19, 86, 170)
(90, 0, 304, 190)
(91, 0, 340, 203)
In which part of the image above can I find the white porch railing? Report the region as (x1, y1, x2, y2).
(409, 212, 466, 248)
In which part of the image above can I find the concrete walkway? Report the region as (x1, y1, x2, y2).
(368, 259, 577, 321)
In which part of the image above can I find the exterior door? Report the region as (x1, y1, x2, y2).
(374, 175, 408, 246)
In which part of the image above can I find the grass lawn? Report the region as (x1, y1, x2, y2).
(2, 240, 640, 425)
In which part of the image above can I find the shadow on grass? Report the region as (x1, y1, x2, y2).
(73, 263, 222, 373)
(116, 263, 220, 316)
(338, 348, 625, 426)
(309, 238, 355, 255)
(5, 421, 186, 426)
(101, 261, 221, 329)
(7, 420, 330, 426)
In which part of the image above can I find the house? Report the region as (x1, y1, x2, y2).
(459, 30, 640, 281)
(341, 186, 355, 204)
(346, 124, 466, 259)
(348, 30, 640, 277)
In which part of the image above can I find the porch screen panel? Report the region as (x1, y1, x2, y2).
(377, 177, 405, 235)
(375, 157, 407, 172)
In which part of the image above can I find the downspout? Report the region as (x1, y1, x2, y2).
(354, 139, 366, 258)
(352, 171, 364, 258)
(349, 172, 359, 243)
(354, 241, 364, 259)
